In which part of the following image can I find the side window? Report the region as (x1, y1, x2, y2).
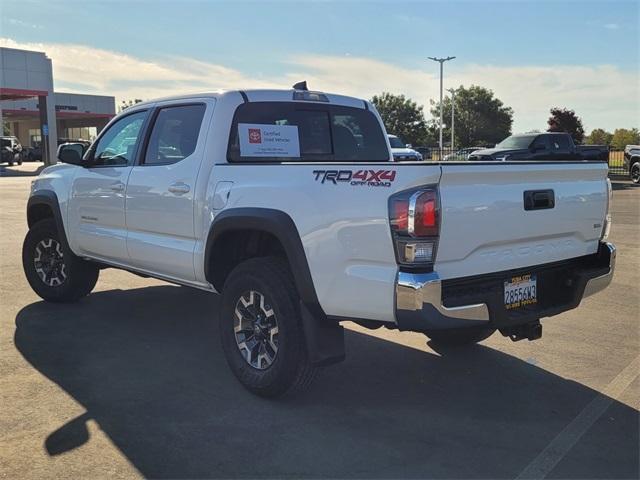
(144, 104, 206, 165)
(555, 136, 570, 150)
(92, 111, 147, 167)
(532, 136, 547, 150)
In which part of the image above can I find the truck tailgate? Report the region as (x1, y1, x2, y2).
(435, 162, 609, 279)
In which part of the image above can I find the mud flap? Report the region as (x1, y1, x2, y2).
(300, 302, 345, 366)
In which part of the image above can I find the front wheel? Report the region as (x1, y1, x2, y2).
(426, 326, 496, 346)
(219, 257, 317, 397)
(631, 162, 640, 184)
(22, 218, 99, 302)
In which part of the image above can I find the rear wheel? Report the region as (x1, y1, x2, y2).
(426, 326, 496, 346)
(631, 162, 640, 184)
(22, 218, 99, 302)
(220, 257, 317, 397)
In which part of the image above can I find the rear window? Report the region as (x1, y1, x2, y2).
(496, 135, 536, 149)
(227, 102, 389, 162)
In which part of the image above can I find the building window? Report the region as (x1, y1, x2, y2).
(28, 129, 42, 147)
(63, 127, 98, 142)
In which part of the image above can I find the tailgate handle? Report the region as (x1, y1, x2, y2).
(524, 189, 555, 211)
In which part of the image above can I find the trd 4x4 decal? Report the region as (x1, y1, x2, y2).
(313, 169, 396, 187)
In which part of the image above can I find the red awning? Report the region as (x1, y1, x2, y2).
(1, 109, 114, 119)
(0, 87, 49, 100)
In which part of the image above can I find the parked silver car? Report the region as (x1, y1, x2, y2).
(443, 147, 483, 161)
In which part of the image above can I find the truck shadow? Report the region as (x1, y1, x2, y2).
(14, 285, 639, 479)
(611, 179, 639, 191)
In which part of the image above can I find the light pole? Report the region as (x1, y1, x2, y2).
(428, 56, 455, 152)
(447, 88, 455, 150)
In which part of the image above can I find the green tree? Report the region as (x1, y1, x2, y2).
(585, 128, 613, 146)
(547, 107, 585, 143)
(370, 92, 432, 146)
(610, 128, 640, 150)
(118, 98, 143, 113)
(430, 85, 513, 147)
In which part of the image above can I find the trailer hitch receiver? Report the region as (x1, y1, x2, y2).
(499, 321, 542, 342)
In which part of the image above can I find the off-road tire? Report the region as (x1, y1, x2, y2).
(426, 326, 496, 346)
(220, 256, 318, 397)
(22, 218, 99, 302)
(631, 162, 640, 184)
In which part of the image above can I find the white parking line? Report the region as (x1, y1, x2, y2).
(516, 355, 640, 480)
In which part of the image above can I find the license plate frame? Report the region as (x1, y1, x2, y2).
(504, 274, 537, 310)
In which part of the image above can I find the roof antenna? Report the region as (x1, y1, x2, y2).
(292, 81, 308, 91)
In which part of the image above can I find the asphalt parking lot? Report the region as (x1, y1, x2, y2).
(0, 163, 638, 479)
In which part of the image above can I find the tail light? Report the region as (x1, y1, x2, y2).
(389, 187, 440, 267)
(601, 178, 612, 240)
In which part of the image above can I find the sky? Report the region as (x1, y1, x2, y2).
(1, 0, 638, 133)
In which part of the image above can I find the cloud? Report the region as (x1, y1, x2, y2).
(286, 55, 639, 133)
(7, 18, 43, 29)
(1, 37, 637, 133)
(0, 37, 284, 100)
(603, 23, 620, 30)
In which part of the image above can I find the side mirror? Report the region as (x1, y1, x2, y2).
(57, 143, 84, 165)
(405, 143, 413, 148)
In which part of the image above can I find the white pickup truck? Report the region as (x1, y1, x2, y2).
(22, 85, 616, 397)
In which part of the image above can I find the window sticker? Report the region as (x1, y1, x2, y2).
(238, 123, 300, 157)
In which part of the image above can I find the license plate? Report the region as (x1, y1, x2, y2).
(504, 274, 537, 310)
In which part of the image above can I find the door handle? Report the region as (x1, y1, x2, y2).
(168, 182, 191, 195)
(109, 182, 125, 192)
(524, 189, 555, 211)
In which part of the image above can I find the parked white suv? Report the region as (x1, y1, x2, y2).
(23, 86, 615, 397)
(388, 134, 423, 161)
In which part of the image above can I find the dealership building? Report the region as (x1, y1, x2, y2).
(0, 47, 115, 164)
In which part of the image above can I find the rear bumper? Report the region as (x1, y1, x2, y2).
(582, 243, 616, 298)
(395, 241, 616, 332)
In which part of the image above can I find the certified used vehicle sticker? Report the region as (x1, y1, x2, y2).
(238, 123, 301, 157)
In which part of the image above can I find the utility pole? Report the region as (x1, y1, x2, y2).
(428, 56, 455, 152)
(447, 88, 455, 150)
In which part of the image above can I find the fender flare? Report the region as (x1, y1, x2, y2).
(27, 191, 71, 251)
(205, 207, 344, 366)
(205, 207, 324, 318)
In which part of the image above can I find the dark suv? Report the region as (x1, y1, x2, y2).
(624, 145, 640, 183)
(1, 136, 23, 166)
